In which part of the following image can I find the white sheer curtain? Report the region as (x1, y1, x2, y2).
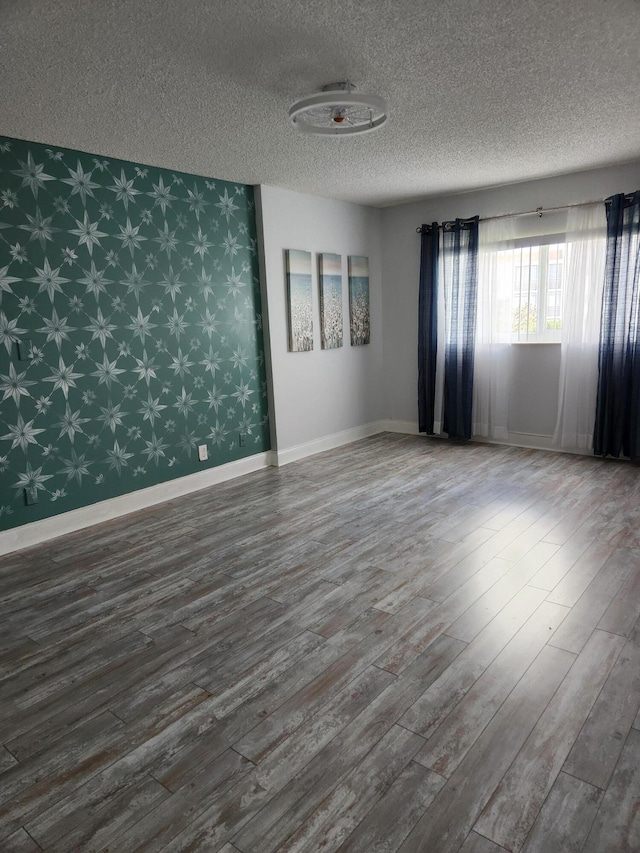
(553, 203, 607, 450)
(472, 216, 518, 440)
(433, 249, 446, 435)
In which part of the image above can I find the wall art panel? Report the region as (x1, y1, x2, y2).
(285, 249, 313, 352)
(318, 252, 343, 349)
(348, 255, 370, 345)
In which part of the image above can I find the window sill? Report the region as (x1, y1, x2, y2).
(510, 341, 561, 345)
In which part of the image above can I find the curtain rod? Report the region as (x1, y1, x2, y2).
(415, 193, 636, 234)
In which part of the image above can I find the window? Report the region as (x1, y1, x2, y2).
(494, 239, 565, 342)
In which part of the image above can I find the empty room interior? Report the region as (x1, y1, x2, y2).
(2, 2, 640, 851)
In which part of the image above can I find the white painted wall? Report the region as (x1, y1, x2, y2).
(507, 344, 561, 438)
(381, 160, 640, 447)
(257, 186, 384, 461)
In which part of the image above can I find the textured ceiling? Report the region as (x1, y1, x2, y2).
(1, 0, 639, 207)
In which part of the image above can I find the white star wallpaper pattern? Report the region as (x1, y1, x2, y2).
(0, 136, 270, 532)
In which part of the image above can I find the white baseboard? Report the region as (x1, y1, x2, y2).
(1, 422, 594, 556)
(1, 422, 404, 555)
(379, 419, 421, 435)
(377, 420, 591, 457)
(473, 432, 592, 456)
(273, 421, 386, 466)
(0, 452, 273, 556)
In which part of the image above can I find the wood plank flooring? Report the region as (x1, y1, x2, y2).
(1, 433, 639, 852)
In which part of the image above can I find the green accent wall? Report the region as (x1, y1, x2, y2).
(0, 136, 270, 532)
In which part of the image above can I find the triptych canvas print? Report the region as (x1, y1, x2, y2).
(285, 250, 370, 352)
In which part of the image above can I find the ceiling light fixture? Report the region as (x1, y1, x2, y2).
(289, 82, 388, 136)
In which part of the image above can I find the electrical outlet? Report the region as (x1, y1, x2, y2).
(198, 444, 208, 462)
(17, 339, 32, 361)
(24, 487, 38, 506)
(238, 433, 246, 447)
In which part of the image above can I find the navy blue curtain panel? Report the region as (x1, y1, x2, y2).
(594, 191, 640, 460)
(418, 223, 440, 434)
(443, 217, 480, 440)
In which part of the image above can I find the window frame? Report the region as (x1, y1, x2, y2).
(499, 232, 567, 344)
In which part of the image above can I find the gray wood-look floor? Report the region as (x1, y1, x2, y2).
(1, 433, 639, 853)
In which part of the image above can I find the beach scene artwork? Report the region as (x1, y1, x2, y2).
(348, 255, 370, 345)
(285, 249, 313, 352)
(318, 253, 343, 349)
